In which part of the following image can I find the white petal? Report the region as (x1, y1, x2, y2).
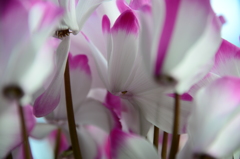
(33, 37, 70, 117)
(110, 129, 159, 159)
(76, 0, 106, 32)
(58, 0, 79, 33)
(75, 99, 115, 133)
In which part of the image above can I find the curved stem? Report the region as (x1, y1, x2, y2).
(64, 59, 82, 159)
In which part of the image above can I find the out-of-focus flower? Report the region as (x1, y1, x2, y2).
(0, 0, 63, 104)
(32, 54, 117, 158)
(0, 105, 36, 158)
(139, 0, 222, 94)
(177, 77, 240, 159)
(84, 10, 192, 134)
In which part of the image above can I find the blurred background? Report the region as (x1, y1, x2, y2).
(30, 0, 240, 158)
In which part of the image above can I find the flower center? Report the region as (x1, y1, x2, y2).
(121, 91, 128, 94)
(2, 85, 24, 100)
(55, 29, 72, 38)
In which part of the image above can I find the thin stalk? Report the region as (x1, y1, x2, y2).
(169, 93, 180, 159)
(54, 128, 62, 159)
(6, 153, 13, 159)
(18, 104, 31, 159)
(153, 126, 159, 150)
(161, 132, 168, 159)
(64, 59, 82, 159)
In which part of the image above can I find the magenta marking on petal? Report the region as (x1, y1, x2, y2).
(105, 92, 122, 117)
(218, 15, 226, 25)
(167, 93, 193, 101)
(68, 53, 91, 75)
(214, 39, 240, 66)
(140, 4, 152, 13)
(102, 15, 111, 34)
(116, 0, 130, 13)
(95, 146, 102, 159)
(33, 93, 61, 117)
(155, 0, 181, 76)
(129, 0, 151, 10)
(81, 31, 90, 42)
(111, 10, 139, 35)
(110, 129, 130, 158)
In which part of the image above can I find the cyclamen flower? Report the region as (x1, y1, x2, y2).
(0, 0, 63, 104)
(177, 77, 240, 159)
(85, 10, 192, 134)
(34, 0, 108, 116)
(139, 0, 222, 93)
(33, 54, 117, 158)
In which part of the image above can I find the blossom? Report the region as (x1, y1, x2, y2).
(84, 9, 192, 134)
(139, 0, 222, 93)
(32, 54, 117, 158)
(177, 77, 240, 159)
(0, 0, 63, 104)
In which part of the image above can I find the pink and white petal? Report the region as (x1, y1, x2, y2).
(212, 40, 240, 77)
(58, 0, 79, 34)
(69, 53, 92, 106)
(77, 127, 99, 159)
(108, 10, 139, 93)
(160, 2, 221, 93)
(76, 0, 106, 32)
(12, 143, 25, 159)
(188, 77, 240, 153)
(134, 88, 192, 133)
(156, 0, 219, 75)
(83, 33, 109, 88)
(75, 99, 115, 133)
(109, 129, 159, 159)
(0, 105, 36, 158)
(30, 123, 57, 139)
(33, 37, 70, 117)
